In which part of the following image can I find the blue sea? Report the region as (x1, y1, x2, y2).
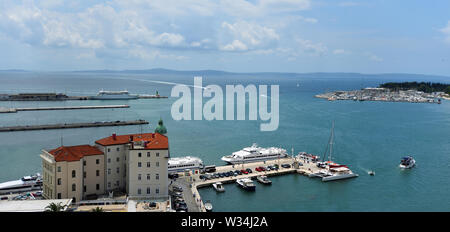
(0, 70, 449, 211)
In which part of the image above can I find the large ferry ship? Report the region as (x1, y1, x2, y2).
(168, 156, 204, 173)
(221, 143, 287, 164)
(0, 173, 42, 195)
(90, 90, 139, 100)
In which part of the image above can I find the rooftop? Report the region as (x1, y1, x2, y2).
(0, 199, 72, 212)
(95, 132, 168, 150)
(48, 145, 103, 162)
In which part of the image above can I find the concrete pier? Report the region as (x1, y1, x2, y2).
(0, 120, 149, 132)
(0, 105, 130, 113)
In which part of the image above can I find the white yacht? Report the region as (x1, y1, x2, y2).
(322, 166, 359, 182)
(90, 90, 139, 100)
(168, 156, 204, 173)
(212, 182, 225, 192)
(0, 173, 42, 195)
(221, 144, 287, 164)
(399, 156, 416, 169)
(236, 178, 256, 191)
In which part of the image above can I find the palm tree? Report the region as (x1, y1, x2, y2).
(91, 207, 104, 212)
(45, 202, 67, 212)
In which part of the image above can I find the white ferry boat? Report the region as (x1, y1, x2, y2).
(399, 156, 416, 169)
(0, 173, 42, 195)
(236, 178, 256, 191)
(221, 144, 287, 164)
(168, 156, 204, 173)
(90, 90, 139, 100)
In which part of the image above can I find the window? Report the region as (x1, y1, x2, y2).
(147, 174, 150, 180)
(138, 189, 141, 195)
(116, 147, 120, 152)
(108, 182, 111, 188)
(156, 152, 159, 157)
(83, 172, 86, 178)
(138, 174, 141, 180)
(156, 162, 159, 167)
(107, 148, 110, 152)
(108, 158, 111, 163)
(108, 169, 111, 175)
(96, 184, 100, 190)
(72, 170, 76, 178)
(96, 170, 100, 176)
(57, 178, 61, 185)
(57, 166, 61, 172)
(83, 160, 86, 166)
(83, 185, 86, 192)
(147, 152, 150, 157)
(57, 193, 61, 199)
(72, 184, 76, 191)
(138, 162, 141, 168)
(156, 188, 159, 194)
(156, 174, 159, 180)
(147, 187, 151, 194)
(138, 152, 142, 157)
(116, 167, 120, 174)
(96, 159, 99, 164)
(116, 180, 119, 186)
(147, 162, 151, 167)
(116, 157, 120, 162)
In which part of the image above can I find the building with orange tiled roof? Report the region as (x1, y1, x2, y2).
(40, 145, 105, 203)
(94, 132, 169, 199)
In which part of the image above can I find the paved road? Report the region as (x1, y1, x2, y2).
(170, 178, 201, 212)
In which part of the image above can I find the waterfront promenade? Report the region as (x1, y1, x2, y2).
(0, 120, 149, 132)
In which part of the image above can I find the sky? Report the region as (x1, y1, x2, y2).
(1, 0, 450, 76)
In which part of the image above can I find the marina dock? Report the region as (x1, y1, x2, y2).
(0, 105, 130, 113)
(174, 157, 327, 212)
(0, 120, 149, 132)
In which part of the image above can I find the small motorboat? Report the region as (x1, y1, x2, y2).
(256, 175, 272, 185)
(204, 201, 213, 212)
(368, 170, 375, 176)
(236, 178, 256, 191)
(212, 182, 225, 192)
(399, 156, 416, 169)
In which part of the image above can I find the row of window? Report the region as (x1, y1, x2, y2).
(138, 152, 160, 157)
(107, 147, 121, 152)
(137, 187, 159, 195)
(137, 173, 159, 180)
(137, 161, 159, 168)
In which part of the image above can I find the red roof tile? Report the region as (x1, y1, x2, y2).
(48, 145, 103, 162)
(95, 133, 168, 150)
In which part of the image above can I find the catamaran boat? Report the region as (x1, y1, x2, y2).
(236, 178, 256, 191)
(90, 90, 139, 100)
(168, 156, 204, 173)
(0, 173, 42, 195)
(212, 182, 225, 192)
(399, 156, 416, 169)
(256, 175, 272, 185)
(313, 122, 358, 182)
(221, 144, 287, 164)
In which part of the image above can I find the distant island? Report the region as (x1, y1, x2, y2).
(316, 81, 450, 103)
(378, 82, 450, 95)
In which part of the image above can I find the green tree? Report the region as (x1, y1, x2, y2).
(45, 202, 67, 212)
(91, 207, 104, 212)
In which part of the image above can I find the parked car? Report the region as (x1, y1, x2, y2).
(281, 164, 291, 168)
(240, 169, 248, 174)
(246, 168, 253, 173)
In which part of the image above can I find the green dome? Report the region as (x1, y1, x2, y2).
(154, 118, 167, 134)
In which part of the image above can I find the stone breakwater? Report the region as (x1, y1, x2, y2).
(316, 88, 447, 104)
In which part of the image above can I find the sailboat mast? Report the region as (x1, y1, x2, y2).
(329, 121, 335, 162)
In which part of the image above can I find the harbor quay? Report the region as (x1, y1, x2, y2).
(0, 105, 130, 114)
(175, 157, 325, 212)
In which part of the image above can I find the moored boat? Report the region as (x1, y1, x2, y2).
(221, 143, 287, 164)
(90, 90, 139, 100)
(0, 173, 42, 195)
(236, 178, 256, 191)
(212, 182, 225, 192)
(256, 175, 272, 185)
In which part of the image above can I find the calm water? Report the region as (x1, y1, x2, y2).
(0, 71, 449, 211)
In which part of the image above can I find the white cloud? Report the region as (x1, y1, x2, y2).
(333, 49, 350, 55)
(296, 38, 328, 56)
(220, 21, 279, 52)
(364, 52, 383, 62)
(440, 21, 450, 43)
